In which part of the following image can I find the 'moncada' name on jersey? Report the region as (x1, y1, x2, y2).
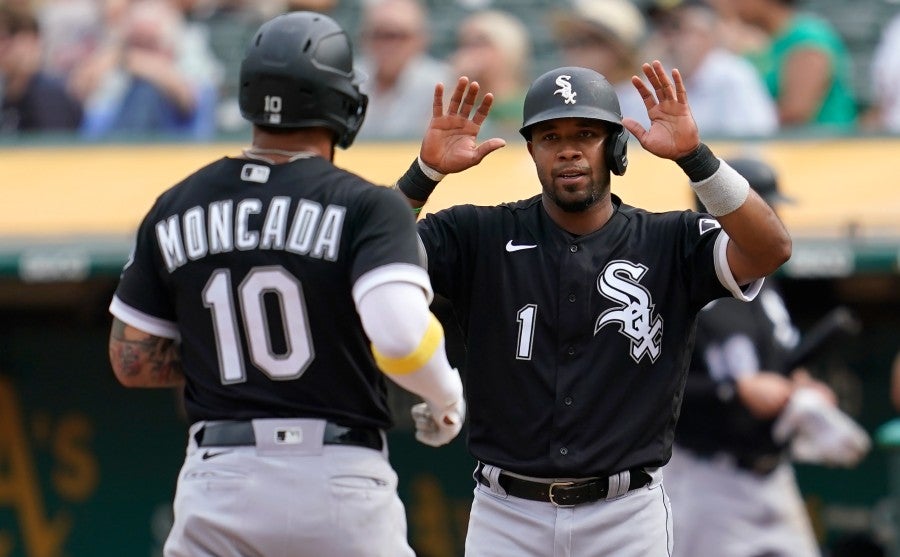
(154, 192, 346, 273)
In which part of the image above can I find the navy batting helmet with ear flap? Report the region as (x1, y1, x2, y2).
(519, 66, 629, 175)
(239, 11, 368, 149)
(694, 157, 795, 212)
(725, 157, 795, 206)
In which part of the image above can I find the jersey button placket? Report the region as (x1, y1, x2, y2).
(559, 447, 568, 456)
(569, 244, 578, 253)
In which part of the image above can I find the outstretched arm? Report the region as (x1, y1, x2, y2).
(623, 60, 791, 285)
(395, 77, 507, 209)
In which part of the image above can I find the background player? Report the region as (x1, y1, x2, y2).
(392, 61, 791, 555)
(107, 11, 464, 557)
(664, 156, 851, 557)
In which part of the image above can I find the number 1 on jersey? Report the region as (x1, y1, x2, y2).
(516, 304, 537, 360)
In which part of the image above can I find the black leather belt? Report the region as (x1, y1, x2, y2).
(195, 420, 383, 451)
(476, 462, 652, 506)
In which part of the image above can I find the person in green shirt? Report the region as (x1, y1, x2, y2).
(730, 0, 857, 129)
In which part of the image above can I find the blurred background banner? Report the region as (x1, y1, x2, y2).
(1, 137, 898, 273)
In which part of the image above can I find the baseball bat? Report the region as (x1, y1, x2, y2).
(781, 306, 861, 373)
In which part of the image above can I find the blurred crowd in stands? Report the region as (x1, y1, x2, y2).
(1, 0, 899, 141)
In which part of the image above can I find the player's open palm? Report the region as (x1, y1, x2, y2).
(622, 60, 700, 161)
(419, 77, 506, 175)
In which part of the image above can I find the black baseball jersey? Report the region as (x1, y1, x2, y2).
(111, 156, 429, 428)
(675, 280, 799, 468)
(418, 193, 749, 477)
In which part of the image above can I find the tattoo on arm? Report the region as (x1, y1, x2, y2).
(109, 318, 185, 387)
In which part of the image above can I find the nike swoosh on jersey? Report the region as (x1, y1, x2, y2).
(505, 241, 538, 252)
(201, 450, 231, 460)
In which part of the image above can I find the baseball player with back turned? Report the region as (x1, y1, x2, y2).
(106, 11, 465, 557)
(392, 61, 792, 556)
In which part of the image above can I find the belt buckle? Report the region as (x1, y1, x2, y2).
(548, 481, 575, 507)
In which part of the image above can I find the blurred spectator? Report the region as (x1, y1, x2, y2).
(72, 0, 218, 141)
(704, 0, 770, 55)
(35, 0, 103, 80)
(864, 11, 900, 133)
(170, 0, 225, 97)
(729, 0, 857, 130)
(645, 0, 778, 137)
(172, 0, 268, 133)
(549, 0, 650, 129)
(0, 4, 83, 134)
(354, 0, 451, 141)
(449, 9, 530, 141)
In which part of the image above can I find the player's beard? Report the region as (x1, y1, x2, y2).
(545, 175, 610, 213)
(552, 191, 599, 213)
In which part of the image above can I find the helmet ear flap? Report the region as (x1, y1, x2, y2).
(336, 91, 368, 148)
(607, 127, 629, 176)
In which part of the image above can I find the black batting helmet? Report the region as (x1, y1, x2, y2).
(726, 157, 795, 205)
(519, 66, 629, 175)
(694, 157, 795, 212)
(239, 11, 368, 149)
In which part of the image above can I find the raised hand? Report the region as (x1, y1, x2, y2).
(419, 76, 506, 175)
(622, 60, 700, 160)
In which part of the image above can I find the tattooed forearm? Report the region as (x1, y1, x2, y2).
(109, 318, 185, 388)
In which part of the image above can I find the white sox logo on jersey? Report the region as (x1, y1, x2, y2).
(594, 260, 663, 363)
(554, 75, 577, 104)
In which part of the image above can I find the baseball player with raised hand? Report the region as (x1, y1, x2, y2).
(106, 11, 464, 557)
(392, 60, 792, 556)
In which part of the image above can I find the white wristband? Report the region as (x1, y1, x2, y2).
(691, 159, 750, 216)
(417, 156, 446, 181)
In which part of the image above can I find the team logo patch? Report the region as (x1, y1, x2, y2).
(554, 75, 577, 105)
(698, 218, 721, 235)
(594, 260, 663, 363)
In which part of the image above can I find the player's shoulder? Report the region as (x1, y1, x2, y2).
(498, 195, 543, 214)
(150, 157, 234, 210)
(315, 161, 402, 203)
(420, 194, 541, 231)
(615, 196, 694, 225)
(434, 194, 541, 218)
(615, 197, 720, 238)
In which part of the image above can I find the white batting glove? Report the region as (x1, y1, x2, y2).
(773, 387, 871, 467)
(411, 396, 466, 447)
